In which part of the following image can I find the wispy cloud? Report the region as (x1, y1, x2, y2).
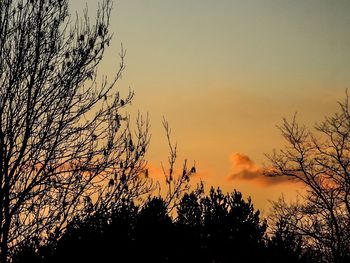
(227, 153, 294, 186)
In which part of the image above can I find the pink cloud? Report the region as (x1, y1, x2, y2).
(228, 153, 294, 186)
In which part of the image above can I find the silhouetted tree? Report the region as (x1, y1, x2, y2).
(13, 186, 316, 263)
(176, 187, 267, 263)
(39, 199, 139, 263)
(0, 0, 152, 261)
(49, 197, 173, 263)
(175, 191, 204, 262)
(177, 191, 203, 227)
(267, 217, 306, 263)
(160, 119, 196, 212)
(12, 239, 41, 263)
(202, 188, 267, 262)
(134, 197, 173, 262)
(11, 198, 141, 263)
(267, 93, 350, 262)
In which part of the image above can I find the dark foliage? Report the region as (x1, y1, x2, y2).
(11, 187, 312, 263)
(176, 188, 268, 263)
(267, 217, 310, 263)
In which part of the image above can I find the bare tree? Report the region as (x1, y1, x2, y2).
(267, 93, 350, 263)
(159, 118, 197, 213)
(0, 0, 152, 262)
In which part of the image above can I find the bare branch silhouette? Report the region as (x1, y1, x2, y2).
(160, 118, 196, 213)
(267, 92, 350, 262)
(0, 1, 152, 261)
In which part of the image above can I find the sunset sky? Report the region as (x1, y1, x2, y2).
(72, 0, 350, 213)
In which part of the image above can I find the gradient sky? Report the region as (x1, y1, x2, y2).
(71, 0, 350, 213)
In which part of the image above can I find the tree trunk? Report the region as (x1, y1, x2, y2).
(0, 229, 9, 263)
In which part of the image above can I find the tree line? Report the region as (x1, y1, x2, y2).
(12, 186, 311, 263)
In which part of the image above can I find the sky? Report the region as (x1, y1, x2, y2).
(71, 0, 350, 213)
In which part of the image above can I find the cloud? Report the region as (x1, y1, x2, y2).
(227, 153, 294, 186)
